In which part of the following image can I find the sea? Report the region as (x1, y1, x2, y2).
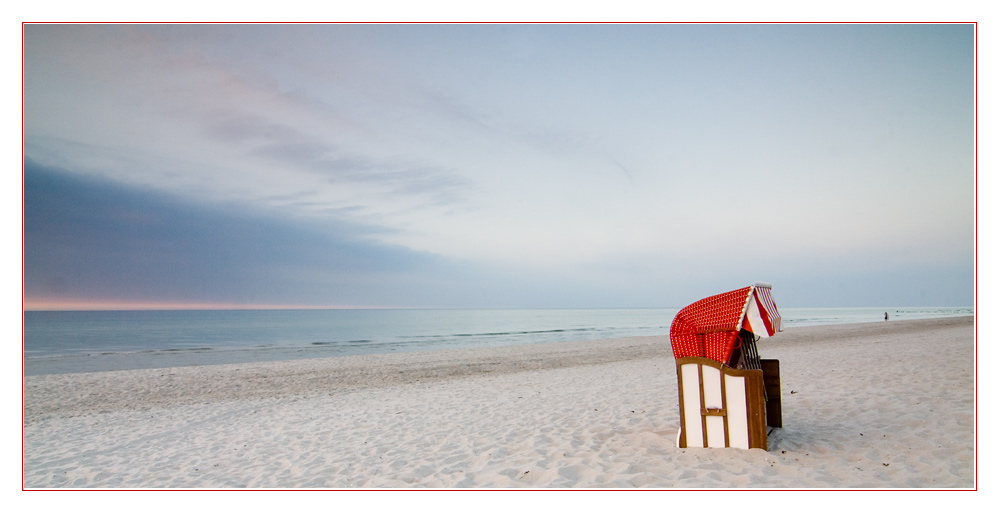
(23, 307, 974, 376)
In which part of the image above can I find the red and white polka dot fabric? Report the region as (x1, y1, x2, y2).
(669, 286, 753, 363)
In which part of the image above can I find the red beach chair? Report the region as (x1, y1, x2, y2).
(670, 283, 783, 450)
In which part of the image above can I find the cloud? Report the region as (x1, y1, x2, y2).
(23, 161, 465, 306)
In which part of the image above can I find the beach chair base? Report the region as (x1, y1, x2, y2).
(675, 357, 777, 450)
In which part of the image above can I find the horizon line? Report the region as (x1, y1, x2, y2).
(21, 299, 974, 313)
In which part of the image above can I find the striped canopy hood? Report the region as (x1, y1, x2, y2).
(669, 283, 782, 364)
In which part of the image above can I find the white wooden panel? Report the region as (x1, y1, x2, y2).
(725, 374, 750, 449)
(705, 416, 726, 447)
(701, 366, 722, 408)
(680, 363, 704, 447)
(700, 365, 725, 447)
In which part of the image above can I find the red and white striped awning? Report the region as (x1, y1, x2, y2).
(741, 283, 782, 338)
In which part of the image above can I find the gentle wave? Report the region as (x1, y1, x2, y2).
(404, 326, 646, 339)
(23, 307, 972, 375)
(311, 340, 372, 346)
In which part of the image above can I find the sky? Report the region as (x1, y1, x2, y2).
(22, 23, 976, 309)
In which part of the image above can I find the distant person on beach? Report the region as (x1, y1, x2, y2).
(885, 312, 889, 321)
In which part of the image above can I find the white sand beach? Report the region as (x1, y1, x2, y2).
(23, 316, 975, 489)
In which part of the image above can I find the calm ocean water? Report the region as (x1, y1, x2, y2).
(23, 307, 973, 375)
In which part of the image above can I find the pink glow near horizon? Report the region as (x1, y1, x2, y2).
(22, 299, 408, 311)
